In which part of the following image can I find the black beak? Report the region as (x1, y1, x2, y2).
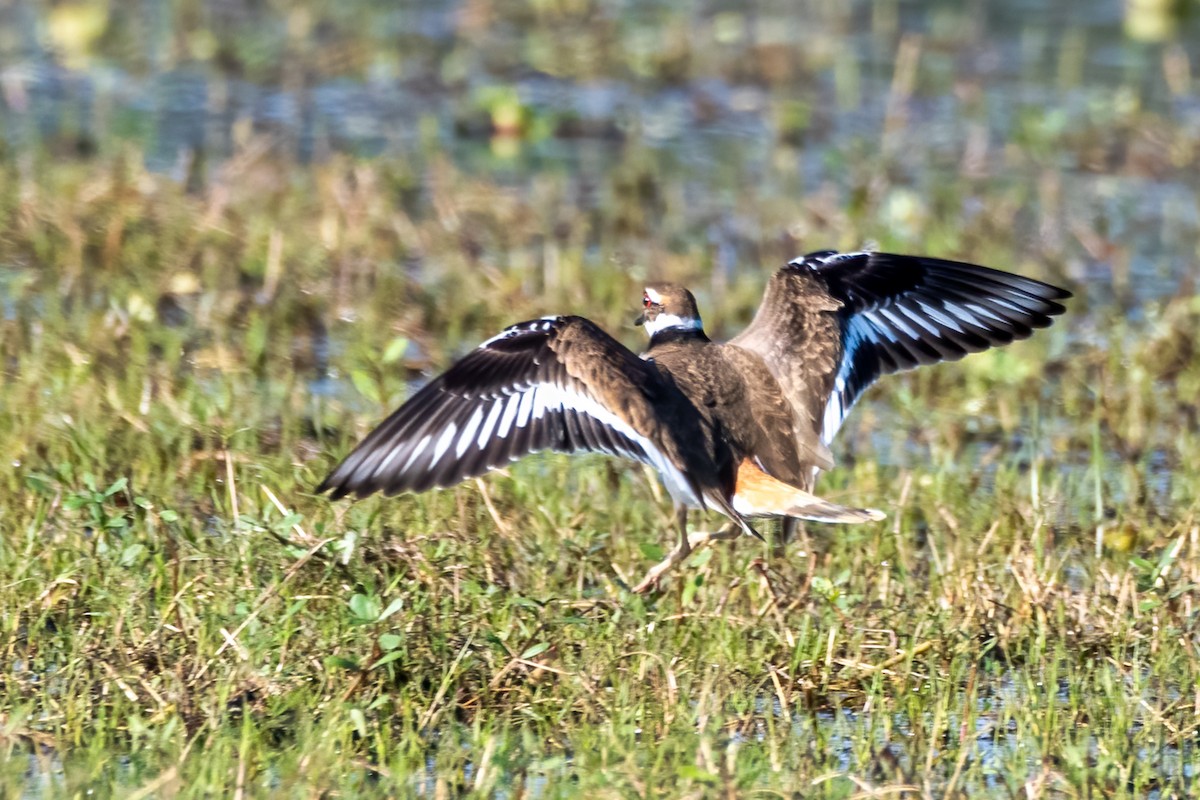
(634, 312, 645, 326)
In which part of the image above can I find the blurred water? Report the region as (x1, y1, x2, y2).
(1, 0, 1199, 303)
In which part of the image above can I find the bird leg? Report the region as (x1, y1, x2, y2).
(775, 516, 798, 558)
(685, 522, 741, 550)
(632, 505, 691, 594)
(631, 506, 741, 594)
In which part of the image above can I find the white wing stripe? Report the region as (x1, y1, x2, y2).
(495, 394, 519, 439)
(943, 302, 986, 326)
(431, 422, 458, 465)
(894, 304, 943, 337)
(531, 386, 550, 420)
(372, 438, 404, 477)
(861, 311, 899, 343)
(456, 406, 485, 458)
(964, 301, 1008, 325)
(874, 307, 921, 340)
(822, 316, 870, 445)
(515, 388, 535, 428)
(553, 384, 701, 508)
(402, 433, 433, 472)
(914, 300, 966, 333)
(476, 400, 504, 448)
(822, 391, 845, 446)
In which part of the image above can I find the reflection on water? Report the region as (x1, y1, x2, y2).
(2, 1, 1199, 305)
(20, 677, 1188, 797)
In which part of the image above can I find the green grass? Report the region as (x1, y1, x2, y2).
(1, 148, 1198, 798)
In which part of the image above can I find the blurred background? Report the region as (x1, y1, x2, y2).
(4, 0, 1200, 517)
(3, 0, 1199, 308)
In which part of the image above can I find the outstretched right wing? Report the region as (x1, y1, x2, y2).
(317, 316, 714, 511)
(731, 250, 1071, 448)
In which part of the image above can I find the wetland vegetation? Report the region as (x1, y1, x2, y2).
(1, 0, 1199, 796)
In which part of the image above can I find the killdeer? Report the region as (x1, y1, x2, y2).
(317, 250, 1070, 592)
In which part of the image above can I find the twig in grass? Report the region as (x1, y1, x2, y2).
(840, 640, 937, 675)
(352, 760, 394, 780)
(101, 661, 139, 703)
(811, 773, 925, 798)
(750, 560, 794, 647)
(261, 485, 320, 546)
(192, 536, 333, 685)
(942, 663, 978, 799)
(975, 519, 1001, 559)
(126, 766, 180, 800)
(219, 627, 250, 661)
(260, 485, 359, 587)
(612, 650, 678, 722)
(824, 625, 837, 670)
(767, 666, 790, 716)
(474, 478, 513, 537)
(0, 714, 57, 750)
(234, 741, 248, 800)
(419, 633, 476, 730)
(225, 448, 240, 531)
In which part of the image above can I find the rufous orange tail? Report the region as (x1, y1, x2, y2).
(731, 459, 885, 523)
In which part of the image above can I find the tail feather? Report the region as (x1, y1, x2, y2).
(704, 491, 765, 540)
(731, 458, 884, 524)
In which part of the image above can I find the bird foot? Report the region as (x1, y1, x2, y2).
(631, 522, 741, 593)
(631, 545, 689, 593)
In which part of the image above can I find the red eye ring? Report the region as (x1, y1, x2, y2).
(643, 294, 652, 307)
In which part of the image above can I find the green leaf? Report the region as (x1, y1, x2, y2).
(349, 707, 367, 738)
(349, 593, 380, 622)
(639, 542, 664, 561)
(159, 509, 179, 523)
(336, 530, 358, 564)
(24, 472, 55, 495)
(676, 765, 719, 784)
(244, 314, 269, 363)
(270, 513, 304, 534)
(381, 337, 409, 365)
(324, 656, 360, 672)
(377, 597, 405, 621)
(63, 495, 90, 511)
(688, 548, 713, 568)
(378, 633, 403, 651)
(283, 599, 308, 620)
(104, 477, 129, 497)
(371, 650, 405, 670)
(119, 543, 145, 566)
(520, 641, 550, 660)
(350, 370, 380, 404)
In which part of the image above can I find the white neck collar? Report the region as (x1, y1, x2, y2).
(645, 313, 703, 337)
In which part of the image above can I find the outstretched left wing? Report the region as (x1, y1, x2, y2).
(317, 316, 735, 520)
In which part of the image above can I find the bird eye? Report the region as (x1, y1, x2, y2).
(643, 294, 652, 307)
